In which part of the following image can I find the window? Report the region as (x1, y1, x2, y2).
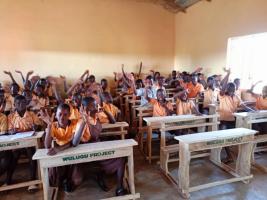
(226, 32, 267, 93)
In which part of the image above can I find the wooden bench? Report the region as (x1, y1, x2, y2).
(0, 131, 44, 192)
(101, 122, 129, 139)
(33, 139, 140, 200)
(159, 114, 219, 177)
(234, 110, 267, 172)
(175, 128, 257, 198)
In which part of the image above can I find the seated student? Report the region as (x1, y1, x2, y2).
(81, 97, 127, 196)
(100, 92, 120, 122)
(131, 75, 157, 106)
(5, 95, 43, 190)
(154, 76, 166, 94)
(40, 103, 90, 192)
(4, 83, 20, 115)
(0, 111, 9, 179)
(69, 93, 82, 120)
(174, 89, 201, 115)
(166, 70, 178, 86)
(149, 89, 174, 117)
(202, 76, 219, 114)
(186, 73, 204, 99)
(255, 85, 267, 110)
(101, 78, 110, 93)
(31, 83, 50, 111)
(0, 89, 6, 113)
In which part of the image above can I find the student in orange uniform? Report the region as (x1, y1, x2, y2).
(69, 93, 82, 120)
(81, 97, 127, 196)
(255, 86, 267, 110)
(99, 92, 120, 123)
(6, 95, 44, 190)
(175, 89, 201, 115)
(0, 110, 9, 179)
(202, 76, 219, 114)
(149, 89, 174, 117)
(41, 103, 90, 192)
(186, 74, 204, 99)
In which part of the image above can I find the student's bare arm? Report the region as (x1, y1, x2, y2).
(72, 120, 86, 147)
(3, 71, 17, 84)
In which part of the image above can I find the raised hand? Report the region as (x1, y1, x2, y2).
(47, 147, 59, 156)
(60, 75, 66, 80)
(39, 109, 55, 125)
(223, 67, 231, 73)
(3, 71, 11, 75)
(27, 70, 34, 76)
(15, 70, 23, 74)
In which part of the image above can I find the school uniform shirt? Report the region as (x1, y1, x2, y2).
(154, 85, 166, 95)
(102, 102, 119, 119)
(136, 87, 157, 106)
(91, 93, 101, 105)
(186, 82, 204, 98)
(30, 94, 49, 111)
(51, 119, 91, 146)
(256, 96, 267, 110)
(69, 105, 81, 120)
(8, 110, 43, 132)
(0, 113, 8, 134)
(4, 94, 14, 112)
(150, 99, 173, 117)
(203, 88, 219, 108)
(176, 99, 195, 115)
(218, 94, 241, 121)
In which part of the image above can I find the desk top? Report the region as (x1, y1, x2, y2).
(33, 139, 137, 160)
(174, 128, 257, 144)
(143, 114, 218, 125)
(102, 122, 129, 129)
(0, 131, 44, 143)
(234, 110, 267, 118)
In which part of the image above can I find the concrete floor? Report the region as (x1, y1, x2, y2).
(1, 148, 267, 200)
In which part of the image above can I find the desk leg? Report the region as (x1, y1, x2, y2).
(128, 149, 136, 196)
(120, 127, 125, 140)
(236, 143, 253, 183)
(138, 112, 143, 151)
(178, 142, 191, 199)
(210, 148, 222, 164)
(147, 127, 152, 164)
(40, 167, 49, 200)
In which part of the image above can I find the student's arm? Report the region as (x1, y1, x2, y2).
(247, 80, 263, 98)
(15, 70, 25, 83)
(60, 75, 68, 93)
(220, 68, 231, 95)
(66, 79, 83, 96)
(51, 81, 63, 103)
(89, 119, 102, 142)
(72, 120, 86, 147)
(40, 111, 55, 148)
(25, 70, 34, 84)
(162, 103, 174, 116)
(47, 143, 71, 156)
(80, 70, 89, 81)
(3, 71, 17, 84)
(104, 110, 116, 124)
(191, 67, 203, 74)
(191, 101, 202, 115)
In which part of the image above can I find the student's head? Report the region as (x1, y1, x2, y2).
(10, 83, 20, 97)
(191, 74, 198, 85)
(72, 93, 82, 108)
(103, 92, 113, 104)
(198, 73, 204, 81)
(207, 76, 215, 90)
(177, 88, 188, 101)
(56, 103, 71, 127)
(14, 95, 27, 113)
(82, 97, 97, 114)
(38, 78, 48, 88)
(183, 73, 190, 83)
(22, 89, 32, 105)
(156, 89, 166, 103)
(0, 89, 5, 104)
(262, 86, 267, 98)
(154, 71, 160, 81)
(225, 82, 236, 97)
(234, 78, 241, 90)
(144, 76, 153, 87)
(171, 70, 177, 79)
(101, 79, 108, 90)
(135, 79, 144, 89)
(157, 76, 165, 87)
(89, 75, 95, 83)
(34, 83, 45, 96)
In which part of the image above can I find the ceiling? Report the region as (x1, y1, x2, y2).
(144, 0, 211, 13)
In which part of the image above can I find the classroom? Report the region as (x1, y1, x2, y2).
(1, 0, 267, 199)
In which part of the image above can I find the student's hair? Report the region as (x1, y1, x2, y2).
(35, 83, 45, 90)
(0, 88, 4, 94)
(157, 88, 165, 94)
(207, 76, 214, 82)
(146, 75, 153, 80)
(89, 75, 95, 79)
(82, 96, 95, 107)
(226, 82, 236, 92)
(14, 95, 26, 102)
(136, 79, 144, 87)
(57, 103, 70, 113)
(11, 82, 20, 89)
(234, 78, 240, 83)
(191, 73, 198, 78)
(101, 79, 107, 83)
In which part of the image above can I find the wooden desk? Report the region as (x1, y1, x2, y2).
(33, 139, 140, 200)
(175, 128, 257, 198)
(234, 111, 267, 172)
(101, 122, 129, 139)
(0, 131, 44, 192)
(129, 99, 140, 127)
(124, 95, 133, 123)
(158, 114, 219, 177)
